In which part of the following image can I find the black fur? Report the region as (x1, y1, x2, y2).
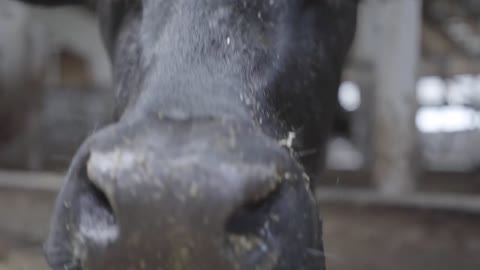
(14, 1, 358, 269)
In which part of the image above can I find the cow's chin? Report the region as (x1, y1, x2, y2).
(44, 119, 321, 270)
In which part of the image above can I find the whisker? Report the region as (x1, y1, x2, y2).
(295, 148, 318, 158)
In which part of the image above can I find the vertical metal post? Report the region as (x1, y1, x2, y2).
(372, 0, 422, 194)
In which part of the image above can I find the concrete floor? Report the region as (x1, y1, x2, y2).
(0, 248, 48, 270)
(0, 182, 53, 270)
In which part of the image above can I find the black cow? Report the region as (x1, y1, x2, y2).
(15, 0, 358, 269)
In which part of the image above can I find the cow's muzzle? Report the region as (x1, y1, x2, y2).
(44, 118, 322, 270)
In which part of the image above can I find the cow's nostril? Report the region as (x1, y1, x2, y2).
(225, 183, 282, 236)
(77, 162, 119, 245)
(224, 183, 283, 267)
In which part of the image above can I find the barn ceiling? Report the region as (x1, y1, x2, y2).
(349, 0, 480, 77)
(420, 0, 480, 76)
(424, 0, 480, 58)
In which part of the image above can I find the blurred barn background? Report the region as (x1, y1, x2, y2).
(0, 0, 480, 269)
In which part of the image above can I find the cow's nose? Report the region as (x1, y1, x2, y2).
(83, 148, 282, 269)
(44, 120, 321, 270)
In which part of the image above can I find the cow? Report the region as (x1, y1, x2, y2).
(14, 0, 358, 269)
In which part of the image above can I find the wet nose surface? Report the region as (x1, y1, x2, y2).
(85, 136, 282, 269)
(44, 118, 323, 270)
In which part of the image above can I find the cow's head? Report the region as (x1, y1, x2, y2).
(16, 0, 358, 269)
